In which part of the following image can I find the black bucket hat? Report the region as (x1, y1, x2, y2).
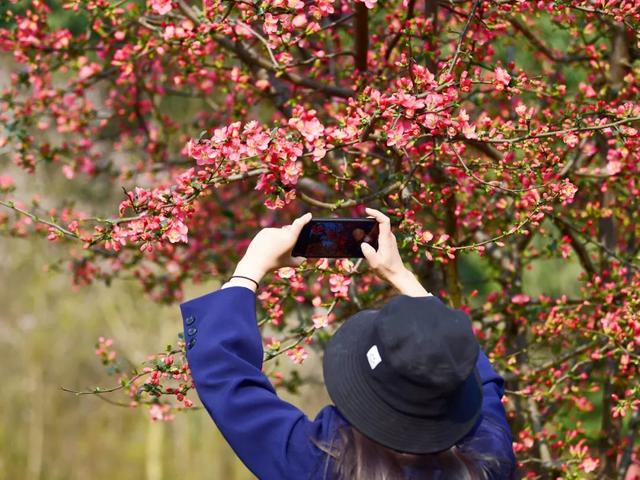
(323, 294, 483, 454)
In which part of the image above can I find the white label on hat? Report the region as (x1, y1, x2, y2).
(366, 345, 382, 370)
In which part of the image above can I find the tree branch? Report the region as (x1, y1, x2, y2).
(618, 408, 640, 479)
(552, 215, 597, 276)
(354, 2, 369, 71)
(447, 0, 482, 75)
(0, 200, 79, 239)
(477, 116, 640, 145)
(298, 179, 404, 210)
(384, 0, 416, 63)
(508, 17, 590, 63)
(177, 0, 354, 98)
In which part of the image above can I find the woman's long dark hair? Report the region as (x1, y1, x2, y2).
(313, 423, 498, 480)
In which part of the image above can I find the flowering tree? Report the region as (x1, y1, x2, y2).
(1, 0, 640, 477)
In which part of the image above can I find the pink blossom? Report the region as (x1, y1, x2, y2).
(563, 133, 579, 148)
(78, 62, 100, 80)
(559, 179, 578, 204)
(515, 104, 527, 117)
(386, 124, 407, 148)
(47, 226, 60, 241)
(511, 294, 530, 304)
(264, 196, 285, 210)
(281, 160, 302, 186)
(263, 14, 278, 35)
(421, 231, 434, 243)
(580, 457, 599, 473)
(162, 24, 189, 41)
(411, 64, 436, 88)
(292, 14, 307, 28)
(494, 67, 511, 91)
(392, 92, 425, 116)
(422, 113, 438, 129)
(67, 220, 79, 234)
(286, 345, 308, 364)
(335, 258, 355, 273)
(312, 314, 329, 329)
(329, 273, 351, 298)
(606, 159, 622, 175)
(165, 219, 188, 243)
(310, 140, 327, 162)
(288, 106, 325, 143)
(148, 0, 172, 15)
(461, 122, 477, 139)
(560, 242, 571, 259)
(579, 82, 597, 98)
(0, 175, 15, 191)
(316, 258, 329, 270)
(62, 164, 74, 179)
(277, 267, 296, 279)
(149, 404, 166, 421)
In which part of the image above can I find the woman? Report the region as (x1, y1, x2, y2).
(180, 207, 517, 479)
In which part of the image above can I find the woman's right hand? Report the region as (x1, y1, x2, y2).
(360, 207, 406, 281)
(361, 207, 431, 297)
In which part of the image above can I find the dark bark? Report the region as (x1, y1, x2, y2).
(354, 3, 369, 72)
(598, 22, 629, 479)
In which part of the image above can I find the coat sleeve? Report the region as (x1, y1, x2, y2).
(470, 349, 517, 478)
(180, 286, 336, 480)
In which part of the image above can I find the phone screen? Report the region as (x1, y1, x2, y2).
(291, 218, 379, 258)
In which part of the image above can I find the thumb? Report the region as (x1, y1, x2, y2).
(360, 242, 377, 261)
(290, 212, 312, 233)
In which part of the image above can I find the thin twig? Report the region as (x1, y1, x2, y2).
(0, 200, 78, 238)
(452, 148, 548, 193)
(233, 21, 281, 68)
(477, 116, 640, 145)
(447, 0, 482, 75)
(176, 0, 354, 98)
(60, 371, 150, 396)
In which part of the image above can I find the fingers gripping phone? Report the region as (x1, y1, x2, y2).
(291, 218, 380, 258)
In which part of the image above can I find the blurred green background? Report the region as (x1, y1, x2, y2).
(0, 231, 336, 480)
(0, 42, 332, 474)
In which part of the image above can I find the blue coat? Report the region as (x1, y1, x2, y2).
(180, 286, 517, 479)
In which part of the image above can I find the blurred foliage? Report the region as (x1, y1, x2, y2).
(0, 235, 256, 479)
(0, 157, 329, 480)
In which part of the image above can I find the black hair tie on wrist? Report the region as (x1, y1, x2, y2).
(228, 275, 259, 289)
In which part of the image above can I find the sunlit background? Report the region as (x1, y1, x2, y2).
(0, 233, 335, 480)
(0, 170, 582, 480)
(0, 49, 331, 477)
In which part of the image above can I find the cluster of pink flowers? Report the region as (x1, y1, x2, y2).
(493, 67, 511, 91)
(0, 175, 15, 192)
(257, 0, 336, 50)
(95, 336, 116, 362)
(149, 403, 174, 421)
(286, 345, 309, 365)
(148, 0, 172, 16)
(328, 273, 351, 299)
(258, 285, 286, 326)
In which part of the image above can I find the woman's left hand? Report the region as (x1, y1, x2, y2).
(234, 212, 313, 281)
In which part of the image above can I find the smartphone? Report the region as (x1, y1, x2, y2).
(291, 218, 379, 258)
